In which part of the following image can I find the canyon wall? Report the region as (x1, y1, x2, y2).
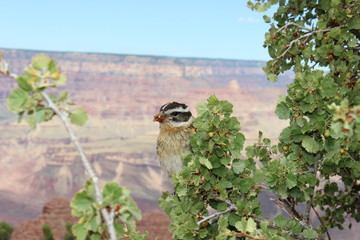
(0, 49, 291, 225)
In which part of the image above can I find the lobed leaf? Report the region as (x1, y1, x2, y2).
(69, 108, 88, 126)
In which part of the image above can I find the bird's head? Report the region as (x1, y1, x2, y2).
(153, 102, 193, 127)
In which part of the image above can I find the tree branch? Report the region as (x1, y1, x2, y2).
(196, 200, 236, 225)
(41, 91, 117, 240)
(0, 57, 118, 240)
(275, 22, 312, 33)
(312, 206, 331, 240)
(270, 198, 308, 227)
(304, 154, 319, 224)
(252, 216, 306, 240)
(199, 198, 306, 240)
(235, 232, 266, 240)
(272, 24, 347, 67)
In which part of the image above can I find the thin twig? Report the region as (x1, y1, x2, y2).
(270, 198, 307, 227)
(347, 152, 356, 161)
(203, 197, 306, 239)
(272, 25, 346, 67)
(275, 22, 312, 33)
(304, 154, 320, 224)
(312, 206, 331, 240)
(41, 92, 117, 240)
(196, 203, 236, 225)
(342, 2, 360, 9)
(300, 168, 315, 174)
(235, 232, 266, 240)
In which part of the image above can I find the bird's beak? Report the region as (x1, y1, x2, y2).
(153, 112, 166, 123)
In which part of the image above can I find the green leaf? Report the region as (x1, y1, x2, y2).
(288, 219, 302, 235)
(330, 121, 343, 138)
(196, 102, 208, 117)
(348, 37, 357, 48)
(304, 174, 318, 186)
(16, 76, 33, 92)
(218, 179, 232, 189)
(35, 109, 46, 123)
(279, 127, 291, 143)
(48, 59, 57, 72)
(218, 100, 233, 114)
(267, 73, 278, 82)
(232, 160, 246, 174)
(302, 228, 318, 239)
(319, 0, 330, 10)
(301, 136, 323, 153)
(208, 94, 218, 104)
(275, 102, 291, 120)
(286, 172, 297, 189)
(26, 113, 37, 129)
(213, 166, 227, 177)
(317, 19, 327, 29)
(32, 54, 51, 70)
(263, 15, 271, 23)
(70, 191, 94, 213)
(90, 234, 101, 240)
(348, 16, 360, 29)
(72, 223, 88, 240)
(228, 116, 241, 130)
(254, 2, 268, 12)
(114, 221, 125, 238)
(217, 202, 228, 211)
(274, 215, 287, 227)
(246, 218, 257, 233)
(324, 182, 338, 196)
(239, 178, 255, 193)
(266, 173, 278, 187)
(176, 184, 188, 196)
(220, 156, 231, 165)
(320, 77, 337, 98)
(7, 88, 30, 112)
(253, 169, 265, 182)
(58, 90, 69, 102)
(270, 236, 286, 240)
(102, 182, 124, 205)
(54, 73, 67, 86)
(199, 157, 213, 169)
(247, 1, 255, 9)
(235, 219, 246, 232)
(69, 108, 88, 126)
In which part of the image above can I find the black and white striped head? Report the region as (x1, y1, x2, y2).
(153, 102, 192, 127)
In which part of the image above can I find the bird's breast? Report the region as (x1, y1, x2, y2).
(156, 126, 193, 158)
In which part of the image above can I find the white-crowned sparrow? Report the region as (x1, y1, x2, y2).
(153, 102, 194, 177)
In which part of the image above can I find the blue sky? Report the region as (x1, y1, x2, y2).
(0, 0, 275, 61)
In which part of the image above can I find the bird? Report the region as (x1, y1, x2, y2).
(153, 102, 194, 177)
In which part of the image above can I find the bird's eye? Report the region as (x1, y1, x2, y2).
(171, 112, 179, 116)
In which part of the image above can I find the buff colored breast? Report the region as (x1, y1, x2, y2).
(156, 123, 193, 176)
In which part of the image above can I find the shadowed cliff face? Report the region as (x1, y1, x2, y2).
(0, 49, 291, 225)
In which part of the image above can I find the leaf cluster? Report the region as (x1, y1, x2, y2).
(248, 0, 360, 233)
(6, 54, 88, 128)
(0, 221, 14, 240)
(41, 224, 55, 240)
(2, 53, 145, 240)
(160, 95, 318, 239)
(70, 180, 147, 240)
